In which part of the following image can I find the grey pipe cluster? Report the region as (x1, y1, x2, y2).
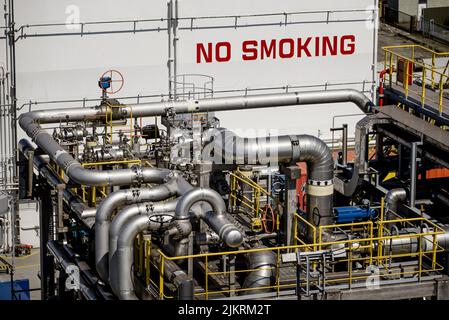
(18, 88, 374, 300)
(18, 89, 372, 189)
(95, 172, 190, 282)
(112, 188, 244, 300)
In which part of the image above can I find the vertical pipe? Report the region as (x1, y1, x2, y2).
(342, 124, 348, 166)
(167, 0, 172, 99)
(410, 142, 421, 208)
(173, 0, 178, 100)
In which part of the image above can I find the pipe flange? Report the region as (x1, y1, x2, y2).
(165, 107, 176, 118)
(131, 165, 143, 185)
(307, 179, 334, 186)
(64, 161, 80, 174)
(131, 189, 141, 199)
(30, 126, 45, 141)
(163, 170, 178, 183)
(145, 202, 154, 213)
(171, 219, 192, 239)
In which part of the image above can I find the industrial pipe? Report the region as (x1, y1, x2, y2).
(113, 214, 173, 299)
(95, 176, 185, 282)
(172, 188, 244, 248)
(210, 130, 334, 229)
(241, 247, 276, 295)
(18, 89, 372, 188)
(19, 139, 96, 227)
(385, 188, 407, 219)
(125, 89, 373, 117)
(108, 199, 179, 289)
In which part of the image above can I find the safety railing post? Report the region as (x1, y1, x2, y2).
(205, 255, 209, 300)
(276, 248, 281, 297)
(432, 232, 438, 269)
(432, 53, 436, 88)
(389, 52, 393, 87)
(404, 60, 410, 97)
(421, 67, 426, 107)
(439, 76, 444, 115)
(159, 254, 165, 299)
(145, 239, 151, 286)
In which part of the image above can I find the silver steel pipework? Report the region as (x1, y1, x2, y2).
(125, 89, 373, 117)
(19, 114, 167, 187)
(173, 188, 243, 248)
(19, 139, 96, 227)
(95, 177, 181, 282)
(241, 247, 276, 295)
(108, 199, 178, 287)
(19, 89, 372, 187)
(211, 130, 334, 229)
(385, 188, 407, 219)
(114, 214, 171, 300)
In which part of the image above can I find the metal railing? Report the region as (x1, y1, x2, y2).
(383, 44, 449, 119)
(137, 200, 445, 299)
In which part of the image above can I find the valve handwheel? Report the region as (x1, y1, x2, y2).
(261, 204, 277, 233)
(99, 70, 124, 95)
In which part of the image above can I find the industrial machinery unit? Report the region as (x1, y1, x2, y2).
(16, 68, 449, 300)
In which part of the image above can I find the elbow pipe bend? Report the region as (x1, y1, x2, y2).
(385, 188, 407, 216)
(114, 213, 175, 300)
(19, 114, 171, 187)
(95, 181, 179, 282)
(174, 188, 243, 248)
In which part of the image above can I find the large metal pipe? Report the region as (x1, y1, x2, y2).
(114, 214, 173, 300)
(333, 115, 392, 197)
(385, 188, 407, 219)
(172, 188, 244, 248)
(210, 130, 334, 228)
(95, 176, 185, 282)
(125, 89, 373, 117)
(108, 199, 178, 286)
(241, 247, 276, 295)
(19, 139, 96, 227)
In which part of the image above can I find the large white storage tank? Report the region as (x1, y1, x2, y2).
(11, 0, 378, 140)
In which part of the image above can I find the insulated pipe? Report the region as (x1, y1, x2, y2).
(109, 201, 177, 294)
(210, 130, 334, 228)
(19, 139, 96, 227)
(385, 188, 407, 218)
(108, 199, 178, 284)
(241, 247, 276, 295)
(125, 89, 373, 117)
(114, 214, 171, 300)
(173, 188, 244, 248)
(95, 178, 182, 282)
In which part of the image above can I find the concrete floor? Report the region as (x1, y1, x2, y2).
(0, 248, 41, 300)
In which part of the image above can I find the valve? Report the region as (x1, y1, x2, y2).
(98, 70, 124, 99)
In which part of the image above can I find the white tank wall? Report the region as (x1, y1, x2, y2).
(2, 0, 378, 141)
